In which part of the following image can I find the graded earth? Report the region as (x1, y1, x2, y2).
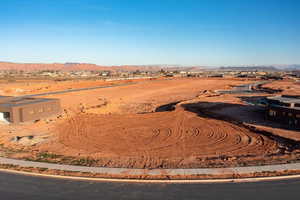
(0, 78, 299, 169)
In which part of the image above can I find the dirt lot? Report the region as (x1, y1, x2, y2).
(263, 79, 300, 95)
(0, 79, 139, 96)
(0, 77, 300, 169)
(49, 106, 280, 168)
(36, 78, 246, 114)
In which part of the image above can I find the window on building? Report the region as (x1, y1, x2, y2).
(279, 102, 291, 107)
(269, 110, 277, 117)
(3, 112, 10, 121)
(288, 113, 293, 117)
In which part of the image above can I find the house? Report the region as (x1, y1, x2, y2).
(265, 95, 300, 129)
(0, 96, 61, 124)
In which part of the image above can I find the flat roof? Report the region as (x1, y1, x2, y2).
(267, 96, 300, 104)
(0, 96, 12, 99)
(267, 95, 300, 111)
(0, 96, 15, 102)
(0, 96, 59, 108)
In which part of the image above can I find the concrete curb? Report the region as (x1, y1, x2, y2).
(1, 157, 300, 179)
(2, 167, 300, 183)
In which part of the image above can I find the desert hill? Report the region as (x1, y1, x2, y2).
(0, 62, 204, 72)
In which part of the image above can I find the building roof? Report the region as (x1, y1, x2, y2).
(0, 96, 59, 108)
(267, 95, 300, 104)
(266, 95, 300, 111)
(0, 96, 16, 103)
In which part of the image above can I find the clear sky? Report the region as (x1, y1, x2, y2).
(1, 0, 299, 66)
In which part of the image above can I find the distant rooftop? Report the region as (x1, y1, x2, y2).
(266, 95, 300, 111)
(267, 95, 300, 104)
(0, 96, 59, 108)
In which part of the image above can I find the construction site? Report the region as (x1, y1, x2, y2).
(0, 77, 299, 171)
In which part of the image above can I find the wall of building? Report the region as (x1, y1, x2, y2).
(10, 107, 21, 123)
(14, 100, 61, 123)
(267, 106, 300, 128)
(0, 96, 61, 124)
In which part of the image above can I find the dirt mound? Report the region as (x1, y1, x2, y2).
(54, 107, 279, 168)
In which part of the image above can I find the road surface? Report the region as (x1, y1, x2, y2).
(0, 171, 299, 200)
(22, 82, 137, 98)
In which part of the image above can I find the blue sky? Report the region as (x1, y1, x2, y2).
(1, 0, 299, 66)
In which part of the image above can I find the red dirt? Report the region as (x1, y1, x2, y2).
(51, 107, 279, 168)
(2, 77, 298, 169)
(0, 79, 140, 96)
(263, 79, 300, 95)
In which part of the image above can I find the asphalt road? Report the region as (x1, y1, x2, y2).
(22, 82, 137, 98)
(0, 171, 300, 200)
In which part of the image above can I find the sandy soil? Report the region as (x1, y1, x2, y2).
(0, 79, 140, 96)
(1, 77, 299, 169)
(263, 79, 300, 95)
(35, 78, 247, 114)
(47, 106, 278, 168)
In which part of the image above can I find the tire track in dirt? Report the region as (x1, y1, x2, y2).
(53, 106, 280, 168)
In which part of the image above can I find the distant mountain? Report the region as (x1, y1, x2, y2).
(218, 65, 300, 71)
(2, 61, 298, 72)
(218, 66, 279, 71)
(0, 62, 204, 72)
(0, 62, 109, 71)
(272, 64, 300, 70)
